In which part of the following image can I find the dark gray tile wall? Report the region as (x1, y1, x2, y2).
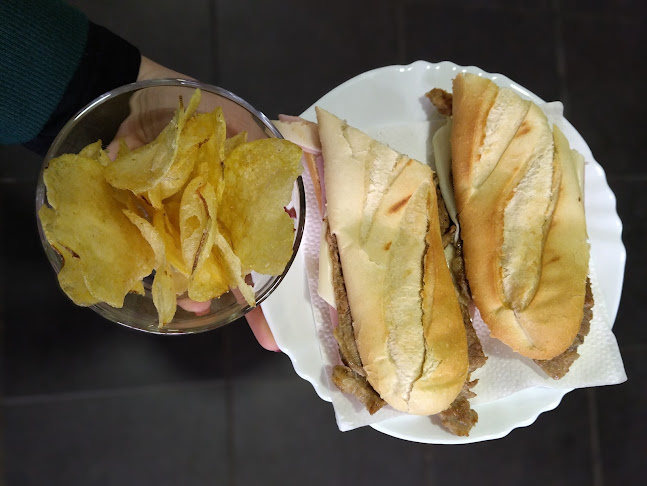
(2, 0, 645, 484)
(4, 384, 229, 486)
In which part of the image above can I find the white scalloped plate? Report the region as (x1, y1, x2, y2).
(262, 61, 626, 444)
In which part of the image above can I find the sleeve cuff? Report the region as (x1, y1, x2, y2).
(24, 21, 141, 156)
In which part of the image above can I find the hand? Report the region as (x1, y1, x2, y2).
(245, 307, 279, 351)
(110, 56, 280, 351)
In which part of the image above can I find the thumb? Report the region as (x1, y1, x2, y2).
(245, 306, 280, 352)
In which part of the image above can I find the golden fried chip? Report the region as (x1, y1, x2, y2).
(152, 266, 175, 326)
(219, 138, 302, 275)
(117, 139, 130, 158)
(105, 90, 201, 195)
(112, 188, 152, 218)
(40, 155, 155, 308)
(213, 232, 256, 306)
(179, 176, 209, 269)
(130, 280, 145, 296)
(124, 210, 176, 327)
(145, 100, 223, 208)
(39, 207, 98, 306)
(186, 183, 230, 302)
(187, 223, 229, 301)
(184, 110, 226, 199)
(79, 140, 102, 159)
(171, 267, 189, 295)
(57, 246, 100, 305)
(79, 140, 111, 167)
(198, 109, 226, 188)
(199, 183, 255, 306)
(146, 185, 164, 210)
(224, 131, 247, 157)
(164, 191, 183, 229)
(54, 243, 101, 306)
(153, 209, 189, 277)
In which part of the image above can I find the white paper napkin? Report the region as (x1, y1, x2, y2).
(301, 103, 627, 432)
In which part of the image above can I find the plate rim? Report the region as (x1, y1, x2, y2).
(264, 59, 626, 443)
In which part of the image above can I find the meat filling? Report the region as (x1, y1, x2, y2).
(437, 186, 486, 436)
(426, 88, 453, 116)
(327, 227, 385, 415)
(534, 278, 594, 379)
(438, 379, 479, 436)
(331, 365, 385, 415)
(326, 229, 365, 377)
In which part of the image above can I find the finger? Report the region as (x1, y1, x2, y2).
(105, 120, 144, 160)
(245, 306, 280, 352)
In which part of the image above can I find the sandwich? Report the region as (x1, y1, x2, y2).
(276, 108, 486, 436)
(426, 73, 593, 379)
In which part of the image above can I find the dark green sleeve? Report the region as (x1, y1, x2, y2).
(0, 0, 88, 144)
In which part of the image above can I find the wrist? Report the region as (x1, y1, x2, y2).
(137, 56, 191, 82)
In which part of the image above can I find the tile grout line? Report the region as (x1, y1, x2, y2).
(561, 11, 643, 24)
(2, 379, 229, 406)
(588, 388, 604, 486)
(402, 0, 552, 14)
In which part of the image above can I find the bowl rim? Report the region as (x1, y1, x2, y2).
(35, 78, 306, 335)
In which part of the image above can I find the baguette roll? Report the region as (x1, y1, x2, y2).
(317, 107, 468, 415)
(451, 73, 589, 360)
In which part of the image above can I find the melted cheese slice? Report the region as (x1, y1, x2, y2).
(317, 219, 336, 308)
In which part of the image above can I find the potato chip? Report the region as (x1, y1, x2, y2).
(199, 183, 255, 306)
(164, 190, 183, 229)
(112, 188, 151, 217)
(53, 242, 101, 306)
(38, 207, 97, 306)
(117, 139, 130, 158)
(187, 226, 230, 301)
(198, 109, 226, 189)
(224, 131, 247, 157)
(146, 185, 164, 210)
(151, 267, 175, 326)
(183, 110, 226, 201)
(186, 183, 231, 302)
(213, 232, 256, 306)
(78, 140, 111, 166)
(130, 280, 145, 296)
(124, 210, 176, 327)
(56, 247, 101, 306)
(179, 175, 209, 269)
(152, 209, 189, 277)
(219, 138, 302, 275)
(171, 267, 189, 295)
(40, 155, 155, 308)
(79, 140, 103, 159)
(105, 90, 201, 194)
(145, 102, 224, 208)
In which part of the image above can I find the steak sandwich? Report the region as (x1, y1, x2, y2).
(276, 108, 486, 436)
(426, 73, 593, 379)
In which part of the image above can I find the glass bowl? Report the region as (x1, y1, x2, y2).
(35, 79, 305, 334)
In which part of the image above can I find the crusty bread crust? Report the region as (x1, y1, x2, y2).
(450, 74, 498, 208)
(316, 107, 468, 414)
(409, 176, 469, 414)
(452, 73, 589, 360)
